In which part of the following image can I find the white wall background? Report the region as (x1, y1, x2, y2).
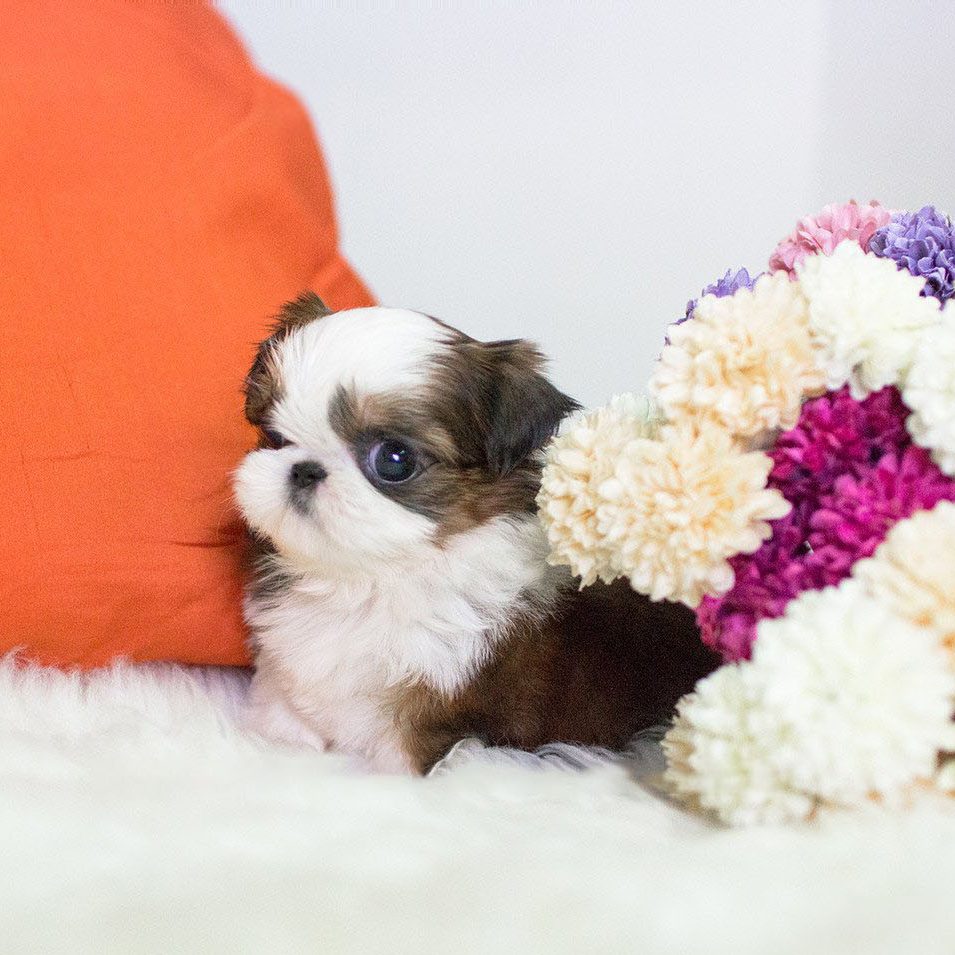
(218, 0, 955, 408)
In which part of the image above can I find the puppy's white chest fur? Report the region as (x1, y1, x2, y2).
(246, 519, 558, 772)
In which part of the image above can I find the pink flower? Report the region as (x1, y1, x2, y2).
(697, 387, 955, 661)
(769, 200, 892, 275)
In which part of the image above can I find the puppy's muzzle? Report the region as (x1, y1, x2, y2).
(290, 460, 328, 490)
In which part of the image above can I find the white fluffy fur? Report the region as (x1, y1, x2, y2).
(235, 307, 567, 771)
(4, 657, 954, 954)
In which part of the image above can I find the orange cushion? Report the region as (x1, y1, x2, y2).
(0, 1, 374, 667)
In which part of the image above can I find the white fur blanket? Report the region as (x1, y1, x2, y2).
(2, 658, 952, 954)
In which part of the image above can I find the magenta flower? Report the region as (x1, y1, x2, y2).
(769, 200, 892, 275)
(769, 386, 909, 507)
(809, 445, 955, 562)
(697, 504, 814, 661)
(697, 387, 955, 661)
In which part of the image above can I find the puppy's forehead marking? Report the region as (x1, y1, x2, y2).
(278, 307, 445, 401)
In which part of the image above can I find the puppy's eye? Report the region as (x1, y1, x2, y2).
(262, 428, 291, 449)
(368, 439, 418, 483)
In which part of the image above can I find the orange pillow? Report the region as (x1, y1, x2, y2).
(0, 1, 374, 667)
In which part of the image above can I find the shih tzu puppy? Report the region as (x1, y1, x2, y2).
(234, 294, 717, 774)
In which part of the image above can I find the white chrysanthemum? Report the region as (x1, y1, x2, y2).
(903, 311, 955, 475)
(537, 395, 657, 585)
(753, 583, 954, 807)
(664, 582, 955, 824)
(650, 272, 826, 439)
(854, 500, 955, 658)
(595, 420, 790, 607)
(663, 666, 813, 826)
(797, 240, 941, 397)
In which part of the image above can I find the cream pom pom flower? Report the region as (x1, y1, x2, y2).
(663, 665, 813, 826)
(595, 420, 789, 607)
(797, 240, 941, 397)
(664, 582, 955, 825)
(537, 394, 657, 586)
(854, 500, 955, 659)
(650, 272, 826, 440)
(903, 312, 955, 475)
(753, 583, 954, 808)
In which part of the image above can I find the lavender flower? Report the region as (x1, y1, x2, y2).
(681, 267, 759, 323)
(869, 206, 955, 303)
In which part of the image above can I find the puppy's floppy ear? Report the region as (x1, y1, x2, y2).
(244, 342, 279, 426)
(244, 292, 333, 426)
(273, 291, 332, 334)
(445, 338, 580, 476)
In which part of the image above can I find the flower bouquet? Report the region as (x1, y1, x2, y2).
(538, 202, 955, 824)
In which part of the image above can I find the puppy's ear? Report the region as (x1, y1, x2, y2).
(445, 339, 580, 476)
(244, 342, 280, 427)
(244, 292, 333, 426)
(273, 291, 332, 334)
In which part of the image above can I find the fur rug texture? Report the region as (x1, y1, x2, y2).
(2, 657, 953, 954)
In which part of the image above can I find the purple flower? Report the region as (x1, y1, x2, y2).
(869, 205, 955, 303)
(681, 267, 759, 323)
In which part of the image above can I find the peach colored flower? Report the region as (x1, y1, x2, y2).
(650, 272, 826, 441)
(595, 420, 790, 607)
(537, 395, 658, 586)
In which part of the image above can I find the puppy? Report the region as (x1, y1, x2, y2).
(235, 293, 717, 774)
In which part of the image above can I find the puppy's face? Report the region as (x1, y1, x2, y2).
(234, 294, 578, 574)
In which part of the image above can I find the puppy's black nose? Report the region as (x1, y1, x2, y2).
(289, 460, 328, 490)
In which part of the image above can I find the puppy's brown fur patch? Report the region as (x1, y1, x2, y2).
(391, 578, 719, 773)
(328, 331, 579, 542)
(328, 383, 546, 540)
(433, 332, 580, 477)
